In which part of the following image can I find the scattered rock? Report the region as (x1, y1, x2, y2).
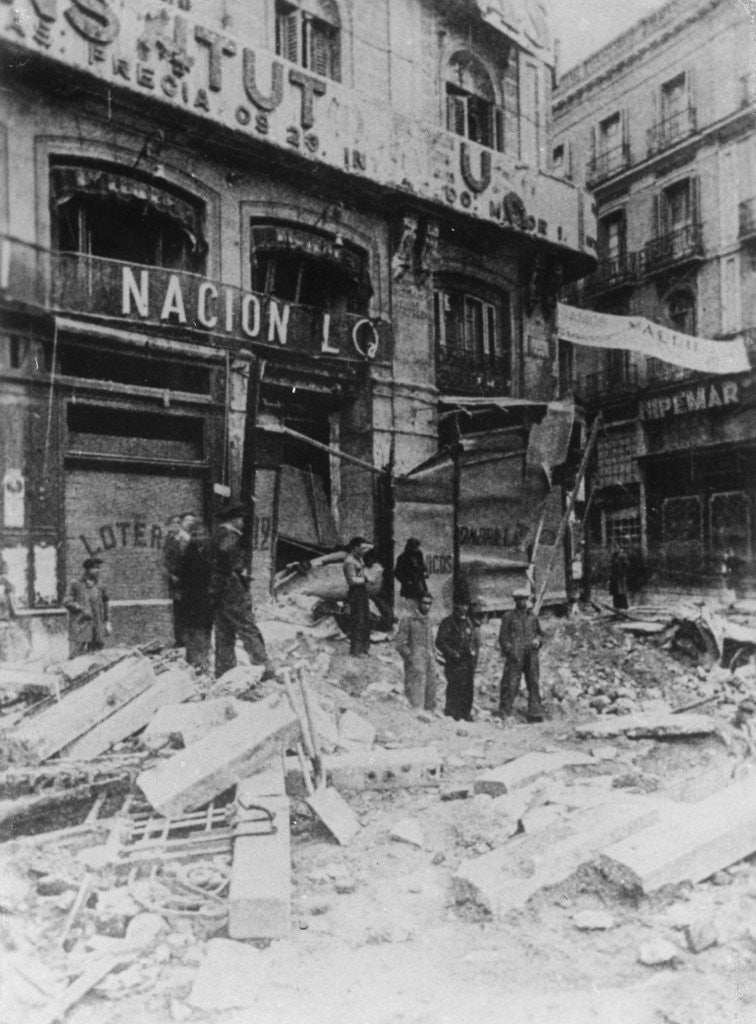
(390, 818, 424, 848)
(35, 875, 76, 897)
(686, 920, 719, 953)
(573, 910, 614, 931)
(590, 745, 619, 761)
(94, 887, 142, 938)
(710, 870, 735, 886)
(638, 937, 682, 967)
(124, 913, 168, 952)
(337, 709, 376, 748)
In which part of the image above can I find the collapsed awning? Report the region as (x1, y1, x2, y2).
(474, 0, 553, 64)
(557, 303, 751, 375)
(51, 166, 206, 254)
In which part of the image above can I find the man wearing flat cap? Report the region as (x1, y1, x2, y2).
(210, 502, 271, 679)
(498, 587, 544, 722)
(64, 557, 112, 659)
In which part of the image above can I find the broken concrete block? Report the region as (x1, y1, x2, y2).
(686, 920, 719, 954)
(637, 938, 682, 967)
(207, 665, 265, 697)
(599, 775, 756, 894)
(473, 750, 594, 797)
(137, 693, 300, 818)
(141, 698, 240, 752)
(337, 709, 376, 749)
(573, 910, 614, 930)
(124, 913, 168, 952)
(188, 938, 269, 1011)
(285, 745, 442, 795)
(390, 818, 424, 848)
(575, 712, 718, 741)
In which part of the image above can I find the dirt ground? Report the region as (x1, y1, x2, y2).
(2, 607, 756, 1024)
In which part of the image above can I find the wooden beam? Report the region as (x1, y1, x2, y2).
(62, 666, 199, 760)
(137, 694, 300, 818)
(599, 775, 756, 894)
(15, 655, 155, 761)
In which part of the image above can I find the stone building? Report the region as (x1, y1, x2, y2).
(551, 0, 756, 599)
(0, 0, 594, 649)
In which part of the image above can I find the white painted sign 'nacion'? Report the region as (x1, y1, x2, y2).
(557, 304, 751, 376)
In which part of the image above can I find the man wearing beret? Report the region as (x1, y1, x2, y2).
(64, 557, 112, 658)
(498, 587, 544, 722)
(210, 503, 272, 679)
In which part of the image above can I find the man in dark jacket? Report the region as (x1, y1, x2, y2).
(436, 589, 479, 721)
(394, 538, 429, 607)
(64, 557, 111, 658)
(498, 588, 544, 722)
(163, 512, 196, 646)
(210, 504, 270, 679)
(180, 522, 213, 674)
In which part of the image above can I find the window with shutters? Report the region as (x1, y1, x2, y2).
(433, 282, 511, 394)
(445, 52, 503, 152)
(275, 0, 341, 82)
(666, 289, 696, 335)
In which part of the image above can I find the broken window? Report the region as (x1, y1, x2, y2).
(275, 0, 341, 82)
(445, 52, 504, 152)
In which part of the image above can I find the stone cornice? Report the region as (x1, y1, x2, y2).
(553, 0, 724, 114)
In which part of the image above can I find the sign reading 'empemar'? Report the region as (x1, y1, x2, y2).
(1, 0, 586, 248)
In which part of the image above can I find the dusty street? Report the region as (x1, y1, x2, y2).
(2, 604, 756, 1024)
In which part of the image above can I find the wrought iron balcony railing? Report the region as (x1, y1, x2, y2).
(584, 249, 642, 296)
(0, 234, 393, 364)
(643, 222, 704, 274)
(646, 106, 696, 156)
(585, 144, 630, 187)
(436, 346, 510, 397)
(739, 197, 756, 241)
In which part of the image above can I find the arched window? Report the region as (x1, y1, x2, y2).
(445, 52, 503, 152)
(667, 289, 696, 335)
(276, 0, 341, 82)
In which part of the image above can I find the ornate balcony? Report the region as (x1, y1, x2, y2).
(436, 346, 510, 397)
(739, 197, 756, 243)
(646, 106, 696, 156)
(585, 144, 630, 187)
(584, 250, 642, 297)
(643, 222, 704, 275)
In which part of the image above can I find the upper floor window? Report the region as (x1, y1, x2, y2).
(51, 164, 206, 272)
(600, 211, 625, 262)
(648, 72, 695, 154)
(661, 178, 697, 231)
(445, 53, 504, 152)
(667, 289, 696, 335)
(275, 0, 341, 82)
(250, 223, 369, 315)
(599, 112, 621, 153)
(433, 281, 512, 394)
(661, 73, 686, 122)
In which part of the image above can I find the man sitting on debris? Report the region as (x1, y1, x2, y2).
(210, 503, 273, 680)
(180, 521, 213, 675)
(498, 587, 544, 722)
(395, 593, 437, 712)
(64, 557, 112, 658)
(436, 583, 479, 722)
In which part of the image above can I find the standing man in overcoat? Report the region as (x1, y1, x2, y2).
(163, 512, 196, 646)
(436, 587, 479, 721)
(210, 503, 271, 679)
(64, 557, 112, 658)
(394, 593, 437, 711)
(498, 587, 544, 722)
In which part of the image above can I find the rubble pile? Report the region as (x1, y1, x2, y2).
(0, 608, 755, 1024)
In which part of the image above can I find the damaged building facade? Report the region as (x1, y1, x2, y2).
(552, 0, 756, 598)
(0, 0, 595, 646)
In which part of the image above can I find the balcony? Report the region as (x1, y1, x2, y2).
(739, 197, 756, 242)
(646, 106, 696, 156)
(585, 144, 630, 187)
(436, 346, 510, 397)
(0, 234, 393, 365)
(584, 250, 642, 297)
(643, 222, 704, 275)
(574, 358, 691, 405)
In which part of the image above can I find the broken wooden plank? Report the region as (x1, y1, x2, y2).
(137, 693, 300, 818)
(574, 712, 718, 741)
(228, 758, 291, 940)
(453, 796, 673, 919)
(15, 655, 156, 760)
(62, 666, 200, 760)
(598, 775, 756, 894)
(33, 955, 127, 1024)
(284, 746, 442, 795)
(473, 750, 595, 797)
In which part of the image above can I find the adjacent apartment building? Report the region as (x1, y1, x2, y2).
(0, 0, 595, 648)
(552, 0, 755, 599)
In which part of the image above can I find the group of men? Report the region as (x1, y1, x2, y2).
(64, 503, 271, 678)
(393, 537, 544, 723)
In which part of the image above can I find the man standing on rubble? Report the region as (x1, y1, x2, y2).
(64, 557, 112, 658)
(395, 593, 437, 712)
(436, 584, 479, 721)
(343, 536, 373, 657)
(180, 521, 213, 674)
(210, 503, 273, 680)
(498, 587, 544, 722)
(163, 511, 196, 647)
